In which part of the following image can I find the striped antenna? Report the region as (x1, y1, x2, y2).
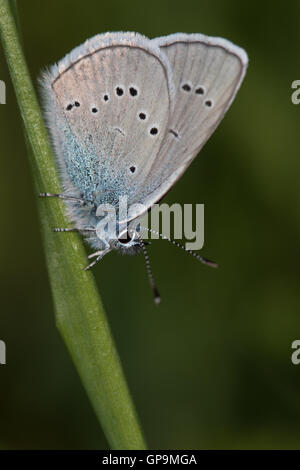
(139, 239, 161, 305)
(139, 226, 218, 268)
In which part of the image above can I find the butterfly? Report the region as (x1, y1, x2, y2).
(40, 32, 248, 302)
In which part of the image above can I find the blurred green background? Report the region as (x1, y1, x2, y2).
(1, 0, 300, 450)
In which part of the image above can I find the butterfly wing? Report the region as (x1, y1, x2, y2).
(41, 32, 174, 210)
(128, 33, 248, 220)
(41, 32, 248, 226)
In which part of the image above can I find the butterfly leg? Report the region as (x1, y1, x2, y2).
(39, 192, 93, 205)
(53, 227, 96, 233)
(84, 248, 111, 271)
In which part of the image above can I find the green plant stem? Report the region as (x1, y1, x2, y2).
(0, 0, 146, 450)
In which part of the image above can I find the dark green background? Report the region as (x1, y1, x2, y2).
(1, 0, 300, 449)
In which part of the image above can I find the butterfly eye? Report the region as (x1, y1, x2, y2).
(138, 112, 147, 120)
(118, 230, 136, 245)
(103, 94, 109, 102)
(74, 101, 80, 107)
(66, 104, 73, 111)
(91, 107, 98, 113)
(129, 166, 136, 174)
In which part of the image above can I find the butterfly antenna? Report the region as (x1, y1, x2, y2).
(139, 226, 218, 268)
(139, 239, 161, 305)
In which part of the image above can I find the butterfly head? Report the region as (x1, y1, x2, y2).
(110, 227, 142, 255)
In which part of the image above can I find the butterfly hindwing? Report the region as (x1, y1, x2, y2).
(137, 33, 248, 214)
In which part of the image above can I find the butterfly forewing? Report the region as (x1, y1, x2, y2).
(45, 33, 173, 205)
